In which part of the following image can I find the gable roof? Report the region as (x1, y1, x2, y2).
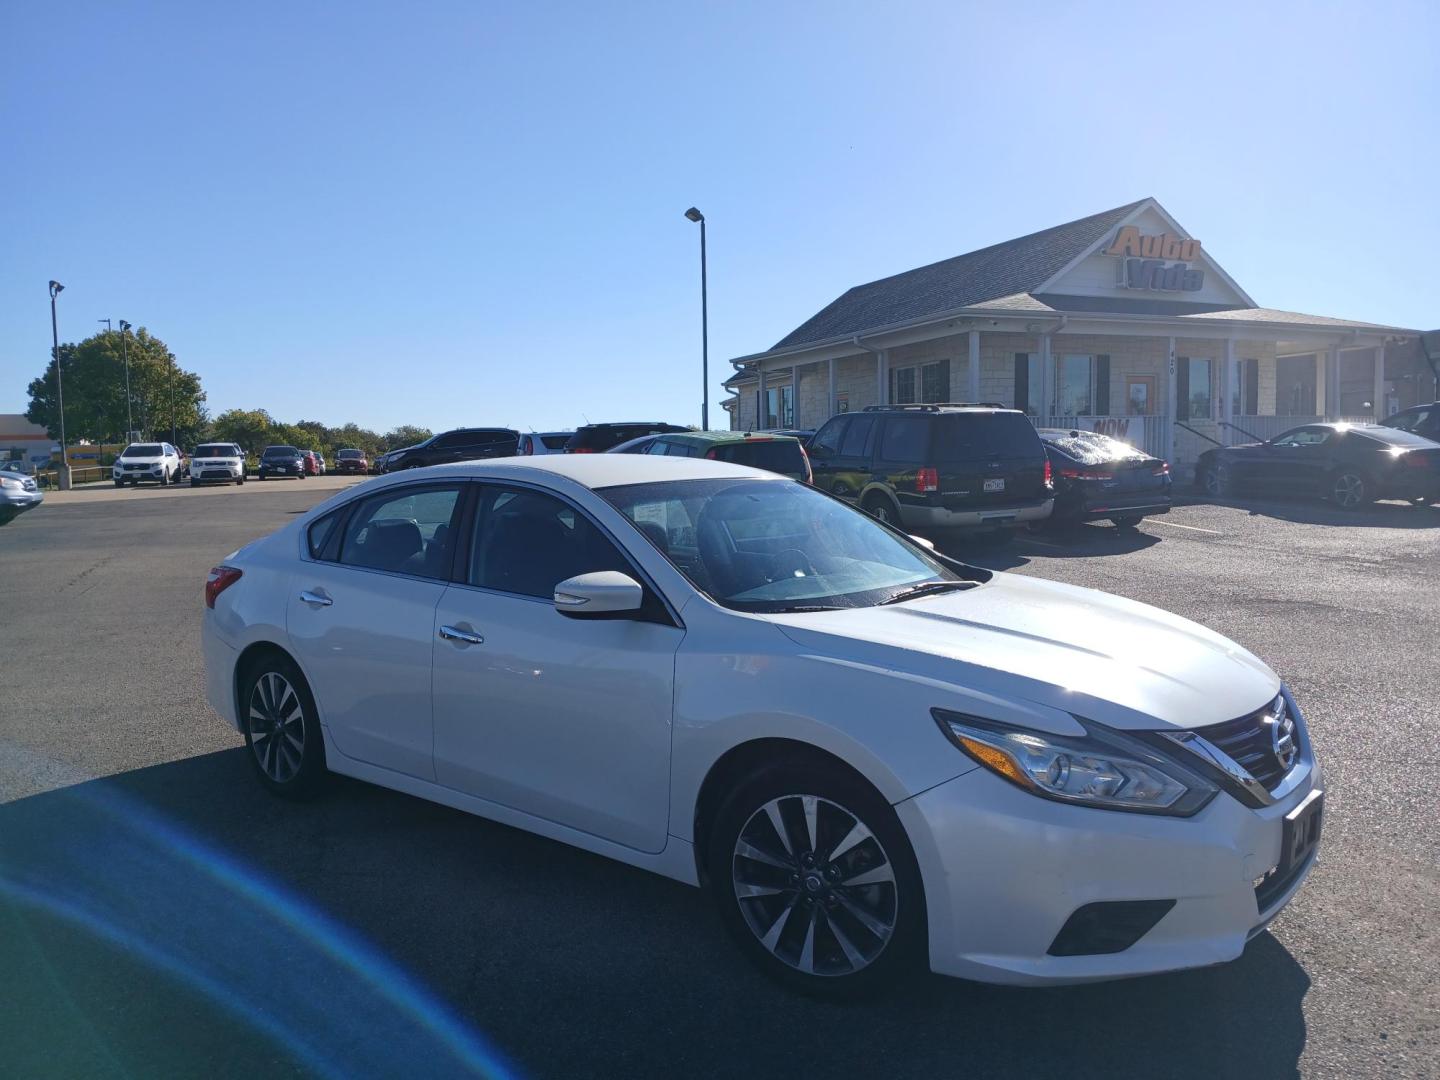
(772, 198, 1151, 350)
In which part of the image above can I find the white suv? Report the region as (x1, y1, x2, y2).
(190, 443, 247, 486)
(112, 442, 184, 487)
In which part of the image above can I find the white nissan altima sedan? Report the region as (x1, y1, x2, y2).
(202, 454, 1322, 994)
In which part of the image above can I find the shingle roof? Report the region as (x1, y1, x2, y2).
(771, 198, 1151, 349)
(1177, 307, 1411, 332)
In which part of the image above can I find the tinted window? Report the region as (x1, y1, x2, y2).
(839, 415, 876, 458)
(194, 445, 240, 458)
(339, 485, 462, 578)
(810, 418, 847, 456)
(263, 446, 300, 458)
(878, 419, 929, 463)
(431, 431, 469, 449)
(1272, 428, 1330, 447)
(122, 444, 164, 457)
(469, 488, 629, 599)
(541, 434, 572, 450)
(308, 509, 344, 559)
(934, 414, 1043, 460)
(711, 440, 807, 476)
(1352, 425, 1438, 449)
(337, 449, 364, 459)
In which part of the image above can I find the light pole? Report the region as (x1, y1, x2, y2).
(684, 207, 709, 430)
(48, 280, 69, 485)
(118, 320, 133, 440)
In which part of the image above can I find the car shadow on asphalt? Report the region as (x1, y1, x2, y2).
(941, 523, 1162, 570)
(0, 749, 1310, 1080)
(1180, 494, 1440, 529)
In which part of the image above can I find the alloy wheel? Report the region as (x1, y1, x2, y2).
(869, 501, 893, 525)
(247, 671, 306, 783)
(1332, 472, 1365, 509)
(731, 794, 898, 977)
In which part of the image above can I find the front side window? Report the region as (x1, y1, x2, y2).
(839, 415, 876, 458)
(600, 478, 963, 613)
(469, 487, 629, 599)
(339, 484, 462, 578)
(1272, 428, 1330, 447)
(809, 417, 847, 457)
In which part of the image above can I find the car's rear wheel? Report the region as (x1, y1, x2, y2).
(239, 653, 327, 798)
(1110, 514, 1143, 530)
(1328, 470, 1369, 510)
(707, 760, 925, 997)
(861, 493, 898, 527)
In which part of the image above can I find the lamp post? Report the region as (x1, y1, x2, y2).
(48, 280, 69, 487)
(118, 320, 133, 440)
(684, 207, 709, 430)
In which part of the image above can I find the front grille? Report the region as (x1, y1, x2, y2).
(124, 463, 148, 471)
(1194, 696, 1291, 791)
(22, 479, 37, 491)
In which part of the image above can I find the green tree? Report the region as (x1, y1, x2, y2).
(382, 425, 432, 451)
(25, 328, 208, 446)
(211, 408, 275, 455)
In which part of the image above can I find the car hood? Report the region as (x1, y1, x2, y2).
(769, 573, 1278, 732)
(117, 456, 166, 463)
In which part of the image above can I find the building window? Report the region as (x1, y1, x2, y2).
(1232, 358, 1259, 416)
(759, 384, 793, 429)
(889, 359, 949, 405)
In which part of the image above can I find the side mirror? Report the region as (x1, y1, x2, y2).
(554, 571, 644, 618)
(909, 534, 936, 551)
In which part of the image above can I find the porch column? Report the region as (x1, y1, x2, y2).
(1165, 337, 1177, 465)
(1325, 345, 1341, 417)
(967, 330, 981, 402)
(1039, 333, 1053, 418)
(828, 356, 837, 418)
(1373, 344, 1386, 419)
(875, 350, 889, 405)
(757, 364, 767, 430)
(1222, 339, 1236, 434)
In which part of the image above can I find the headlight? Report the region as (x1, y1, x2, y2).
(0, 477, 20, 490)
(933, 709, 1217, 816)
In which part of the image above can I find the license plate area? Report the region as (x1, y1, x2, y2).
(1280, 788, 1323, 874)
(983, 478, 1005, 492)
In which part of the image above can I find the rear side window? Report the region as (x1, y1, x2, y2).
(839, 416, 876, 457)
(934, 414, 1044, 460)
(877, 419, 929, 463)
(308, 509, 345, 560)
(710, 440, 806, 475)
(339, 485, 463, 578)
(810, 418, 846, 456)
(541, 434, 571, 450)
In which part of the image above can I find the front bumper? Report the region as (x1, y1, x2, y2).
(193, 465, 244, 482)
(259, 464, 304, 476)
(1, 489, 43, 510)
(903, 497, 1053, 530)
(114, 466, 167, 482)
(897, 755, 1321, 985)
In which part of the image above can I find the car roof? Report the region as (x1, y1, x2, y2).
(374, 452, 770, 489)
(665, 430, 801, 445)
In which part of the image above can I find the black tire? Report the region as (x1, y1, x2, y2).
(238, 652, 328, 799)
(1110, 514, 1143, 530)
(237, 475, 246, 485)
(1327, 470, 1370, 511)
(113, 479, 123, 488)
(707, 758, 926, 998)
(159, 470, 169, 487)
(190, 477, 199, 486)
(860, 492, 900, 528)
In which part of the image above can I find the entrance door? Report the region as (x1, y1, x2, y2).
(1125, 375, 1155, 416)
(1276, 355, 1318, 416)
(430, 484, 681, 853)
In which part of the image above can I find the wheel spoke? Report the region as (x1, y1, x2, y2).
(802, 795, 818, 854)
(838, 862, 894, 888)
(764, 801, 793, 857)
(834, 891, 892, 941)
(796, 909, 816, 974)
(825, 819, 872, 864)
(759, 898, 798, 952)
(826, 911, 869, 971)
(734, 881, 786, 899)
(735, 838, 792, 871)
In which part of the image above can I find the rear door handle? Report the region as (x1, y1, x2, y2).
(298, 590, 332, 607)
(438, 624, 484, 645)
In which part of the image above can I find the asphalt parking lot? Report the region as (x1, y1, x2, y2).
(1, 478, 1437, 1079)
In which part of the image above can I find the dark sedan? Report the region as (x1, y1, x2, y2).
(1197, 423, 1440, 509)
(257, 445, 308, 481)
(1037, 429, 1171, 530)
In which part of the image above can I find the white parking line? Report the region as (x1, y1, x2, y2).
(1148, 518, 1222, 534)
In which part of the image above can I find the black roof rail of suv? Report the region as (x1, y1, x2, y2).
(862, 402, 1011, 413)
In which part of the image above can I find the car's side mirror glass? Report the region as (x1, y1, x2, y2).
(554, 571, 645, 618)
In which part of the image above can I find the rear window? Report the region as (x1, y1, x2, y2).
(263, 446, 300, 458)
(709, 440, 806, 475)
(540, 434, 572, 450)
(122, 444, 164, 457)
(1353, 426, 1438, 449)
(934, 414, 1044, 461)
(1042, 433, 1147, 465)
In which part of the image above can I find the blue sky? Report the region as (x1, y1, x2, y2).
(3, 0, 1436, 433)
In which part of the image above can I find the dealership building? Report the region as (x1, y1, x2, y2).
(723, 198, 1430, 470)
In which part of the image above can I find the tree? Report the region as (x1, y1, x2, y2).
(211, 409, 275, 455)
(382, 425, 432, 451)
(25, 328, 208, 447)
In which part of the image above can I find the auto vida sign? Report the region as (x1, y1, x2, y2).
(1104, 226, 1206, 292)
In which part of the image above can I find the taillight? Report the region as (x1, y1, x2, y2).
(1058, 466, 1111, 481)
(1043, 460, 1053, 488)
(1153, 462, 1171, 476)
(206, 566, 242, 609)
(705, 449, 718, 459)
(570, 447, 594, 454)
(916, 466, 938, 493)
(800, 446, 813, 485)
(1403, 452, 1432, 468)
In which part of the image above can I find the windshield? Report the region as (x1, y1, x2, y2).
(122, 444, 164, 458)
(263, 446, 299, 458)
(194, 445, 238, 458)
(599, 478, 962, 612)
(337, 449, 364, 459)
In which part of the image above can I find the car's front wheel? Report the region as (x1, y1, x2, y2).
(239, 653, 327, 798)
(708, 760, 925, 997)
(1328, 470, 1370, 510)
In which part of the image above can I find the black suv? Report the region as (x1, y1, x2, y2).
(381, 428, 520, 472)
(807, 404, 1054, 535)
(565, 422, 689, 454)
(258, 445, 307, 480)
(1380, 401, 1440, 441)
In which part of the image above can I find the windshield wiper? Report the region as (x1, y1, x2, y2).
(878, 581, 974, 606)
(770, 604, 848, 613)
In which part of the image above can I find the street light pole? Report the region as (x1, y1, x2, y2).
(684, 207, 709, 430)
(169, 351, 176, 445)
(48, 280, 68, 483)
(118, 320, 133, 439)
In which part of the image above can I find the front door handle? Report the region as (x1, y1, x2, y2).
(298, 590, 332, 607)
(438, 624, 484, 645)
